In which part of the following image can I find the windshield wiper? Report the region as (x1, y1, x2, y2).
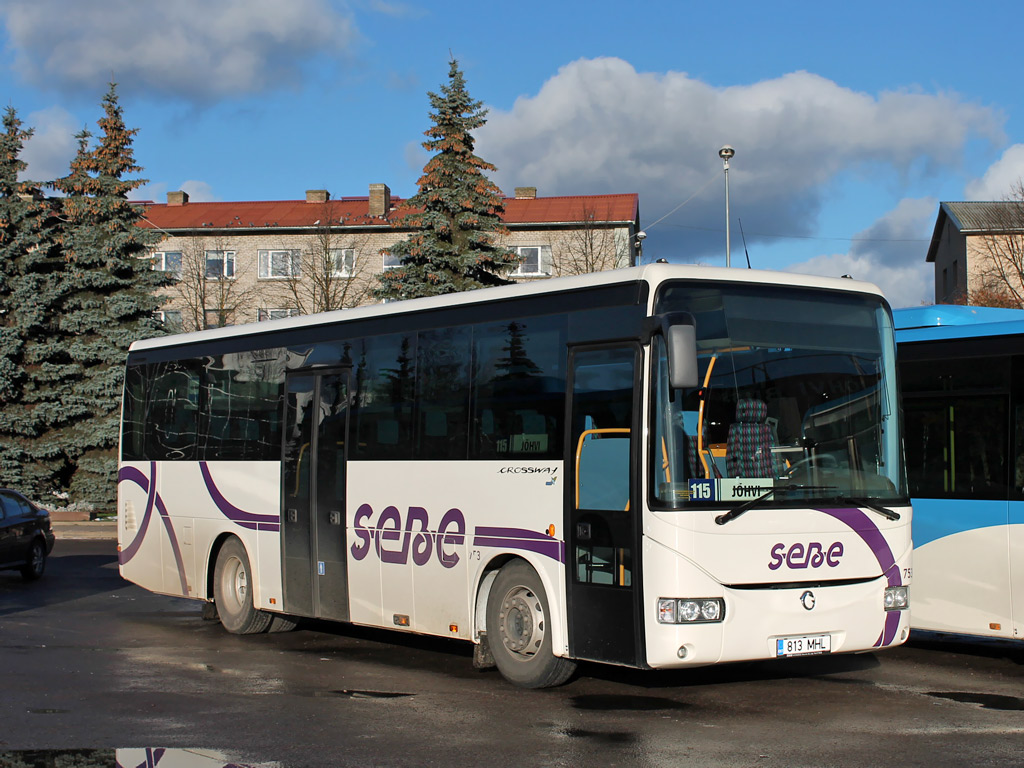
(846, 498, 900, 521)
(714, 484, 836, 526)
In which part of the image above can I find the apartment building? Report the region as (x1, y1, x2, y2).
(140, 184, 641, 331)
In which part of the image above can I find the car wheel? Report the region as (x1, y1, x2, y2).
(213, 538, 271, 635)
(20, 539, 46, 582)
(485, 560, 576, 688)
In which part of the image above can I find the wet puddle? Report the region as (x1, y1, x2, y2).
(570, 694, 688, 711)
(0, 748, 280, 768)
(560, 727, 638, 744)
(927, 691, 1024, 711)
(314, 689, 414, 699)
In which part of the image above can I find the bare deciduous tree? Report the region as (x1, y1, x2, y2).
(973, 179, 1024, 308)
(267, 215, 378, 314)
(552, 204, 629, 276)
(167, 233, 257, 331)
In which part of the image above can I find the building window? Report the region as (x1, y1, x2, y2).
(258, 249, 301, 279)
(153, 310, 182, 332)
(205, 251, 235, 279)
(330, 248, 356, 278)
(382, 252, 402, 270)
(257, 308, 301, 322)
(152, 251, 183, 279)
(512, 245, 552, 277)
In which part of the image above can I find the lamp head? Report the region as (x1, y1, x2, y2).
(719, 145, 735, 161)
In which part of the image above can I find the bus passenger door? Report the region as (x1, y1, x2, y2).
(566, 345, 641, 665)
(282, 369, 351, 622)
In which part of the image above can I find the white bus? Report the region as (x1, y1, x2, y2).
(118, 264, 911, 688)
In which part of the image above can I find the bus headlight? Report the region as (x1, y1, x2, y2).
(883, 586, 909, 611)
(658, 598, 725, 624)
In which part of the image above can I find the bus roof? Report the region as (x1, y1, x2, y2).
(894, 304, 1024, 342)
(133, 263, 886, 353)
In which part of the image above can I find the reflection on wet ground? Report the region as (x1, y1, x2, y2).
(0, 748, 280, 768)
(927, 691, 1024, 711)
(313, 689, 413, 699)
(570, 693, 688, 711)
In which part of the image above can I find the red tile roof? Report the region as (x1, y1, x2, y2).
(139, 193, 639, 231)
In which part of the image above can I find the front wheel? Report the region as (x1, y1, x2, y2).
(213, 538, 271, 634)
(485, 560, 575, 688)
(20, 539, 46, 582)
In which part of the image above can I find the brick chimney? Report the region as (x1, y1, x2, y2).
(167, 190, 189, 206)
(306, 189, 330, 203)
(369, 183, 391, 217)
(514, 187, 537, 199)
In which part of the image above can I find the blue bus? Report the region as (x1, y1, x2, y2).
(894, 304, 1024, 641)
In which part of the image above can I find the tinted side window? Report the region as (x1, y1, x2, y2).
(416, 327, 472, 459)
(122, 364, 147, 461)
(472, 316, 567, 459)
(350, 334, 416, 460)
(901, 352, 1010, 499)
(147, 360, 201, 460)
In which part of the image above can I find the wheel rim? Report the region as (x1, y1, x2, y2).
(497, 585, 545, 660)
(30, 543, 43, 573)
(222, 555, 247, 612)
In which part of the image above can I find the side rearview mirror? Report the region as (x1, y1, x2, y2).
(645, 313, 699, 389)
(667, 323, 698, 389)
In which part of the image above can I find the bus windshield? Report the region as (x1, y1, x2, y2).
(652, 282, 906, 508)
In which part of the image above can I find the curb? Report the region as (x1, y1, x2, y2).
(52, 521, 118, 541)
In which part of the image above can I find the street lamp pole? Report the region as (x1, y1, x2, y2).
(719, 145, 735, 268)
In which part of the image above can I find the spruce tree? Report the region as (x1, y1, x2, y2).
(0, 107, 72, 499)
(375, 60, 520, 301)
(49, 84, 167, 509)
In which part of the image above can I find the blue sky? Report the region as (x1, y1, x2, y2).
(3, 0, 1023, 307)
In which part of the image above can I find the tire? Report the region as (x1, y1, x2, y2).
(485, 560, 576, 688)
(213, 538, 271, 635)
(267, 614, 299, 633)
(20, 539, 46, 582)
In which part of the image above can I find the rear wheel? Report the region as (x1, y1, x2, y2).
(213, 538, 271, 634)
(485, 560, 575, 688)
(20, 539, 46, 582)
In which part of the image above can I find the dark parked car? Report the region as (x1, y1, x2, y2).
(0, 489, 55, 581)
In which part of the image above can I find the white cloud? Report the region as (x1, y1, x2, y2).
(131, 179, 218, 204)
(19, 106, 79, 182)
(785, 197, 937, 309)
(478, 58, 1002, 261)
(1, 0, 357, 101)
(179, 180, 217, 202)
(964, 144, 1024, 200)
(132, 181, 167, 204)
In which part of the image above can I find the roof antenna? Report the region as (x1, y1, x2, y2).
(738, 218, 752, 269)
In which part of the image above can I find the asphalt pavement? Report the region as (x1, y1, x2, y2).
(52, 520, 117, 540)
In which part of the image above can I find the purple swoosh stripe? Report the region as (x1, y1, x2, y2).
(817, 507, 902, 647)
(199, 462, 279, 527)
(473, 526, 565, 563)
(156, 492, 188, 594)
(116, 464, 188, 593)
(117, 464, 156, 564)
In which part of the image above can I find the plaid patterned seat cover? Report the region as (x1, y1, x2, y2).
(726, 398, 774, 478)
